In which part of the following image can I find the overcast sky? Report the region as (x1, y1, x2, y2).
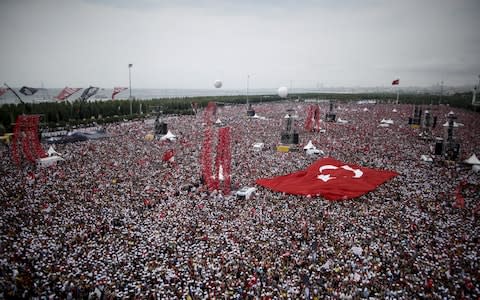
(0, 0, 479, 89)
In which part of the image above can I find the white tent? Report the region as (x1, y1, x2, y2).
(442, 121, 464, 127)
(381, 118, 394, 125)
(303, 140, 316, 150)
(47, 146, 61, 157)
(36, 155, 64, 168)
(420, 154, 433, 162)
(362, 107, 369, 112)
(236, 187, 257, 200)
(306, 148, 324, 156)
(160, 130, 177, 141)
(337, 118, 348, 124)
(464, 153, 480, 165)
(252, 142, 264, 151)
(303, 140, 324, 155)
(215, 118, 223, 125)
(252, 114, 267, 120)
(392, 108, 398, 112)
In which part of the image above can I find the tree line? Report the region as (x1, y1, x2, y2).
(0, 92, 476, 134)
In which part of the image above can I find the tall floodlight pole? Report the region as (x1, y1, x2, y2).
(473, 74, 480, 106)
(439, 81, 444, 105)
(129, 63, 133, 115)
(246, 74, 250, 107)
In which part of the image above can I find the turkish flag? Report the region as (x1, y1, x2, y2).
(255, 157, 398, 200)
(162, 149, 175, 162)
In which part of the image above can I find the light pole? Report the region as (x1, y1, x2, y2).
(246, 74, 250, 107)
(129, 63, 133, 115)
(246, 74, 254, 107)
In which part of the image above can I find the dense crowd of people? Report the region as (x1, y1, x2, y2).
(0, 101, 479, 299)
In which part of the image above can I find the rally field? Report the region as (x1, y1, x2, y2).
(1, 102, 479, 299)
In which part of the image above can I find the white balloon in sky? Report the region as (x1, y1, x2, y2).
(214, 80, 222, 88)
(278, 86, 288, 98)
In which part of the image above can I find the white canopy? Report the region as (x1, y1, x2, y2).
(160, 130, 176, 141)
(392, 108, 398, 112)
(252, 114, 267, 120)
(381, 118, 394, 125)
(420, 154, 433, 162)
(303, 140, 316, 150)
(306, 148, 324, 156)
(442, 121, 464, 127)
(464, 153, 480, 165)
(252, 142, 264, 150)
(236, 187, 257, 200)
(47, 146, 61, 157)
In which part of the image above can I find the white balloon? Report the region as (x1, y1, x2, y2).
(278, 86, 288, 98)
(214, 80, 222, 88)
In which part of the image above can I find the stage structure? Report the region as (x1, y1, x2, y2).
(408, 105, 422, 127)
(305, 104, 321, 132)
(201, 102, 231, 194)
(152, 106, 168, 135)
(472, 75, 480, 107)
(325, 100, 337, 122)
(419, 110, 437, 140)
(11, 115, 47, 165)
(434, 111, 461, 160)
(281, 109, 299, 144)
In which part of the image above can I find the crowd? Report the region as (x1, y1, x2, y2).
(0, 101, 479, 299)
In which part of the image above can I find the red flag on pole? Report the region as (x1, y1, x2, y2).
(256, 157, 397, 200)
(112, 87, 128, 100)
(56, 87, 81, 101)
(392, 79, 400, 85)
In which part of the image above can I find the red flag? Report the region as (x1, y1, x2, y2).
(256, 157, 397, 200)
(454, 184, 465, 208)
(162, 149, 175, 162)
(392, 79, 400, 85)
(56, 87, 81, 101)
(112, 87, 128, 100)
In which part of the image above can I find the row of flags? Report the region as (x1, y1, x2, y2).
(0, 84, 129, 102)
(1, 79, 401, 102)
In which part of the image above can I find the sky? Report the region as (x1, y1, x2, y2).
(0, 0, 479, 89)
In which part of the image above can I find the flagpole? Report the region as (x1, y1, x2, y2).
(129, 63, 133, 115)
(4, 83, 24, 105)
(396, 86, 399, 105)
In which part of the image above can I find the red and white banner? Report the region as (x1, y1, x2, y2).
(256, 157, 398, 200)
(112, 87, 128, 100)
(56, 87, 81, 101)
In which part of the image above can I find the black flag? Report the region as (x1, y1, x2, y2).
(4, 83, 24, 104)
(79, 86, 100, 101)
(19, 86, 39, 96)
